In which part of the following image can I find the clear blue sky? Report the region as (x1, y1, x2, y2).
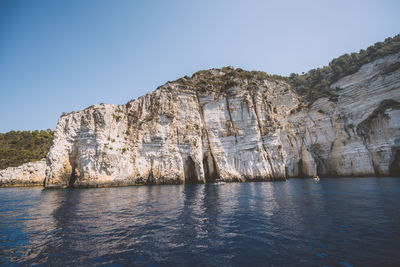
(1, 0, 399, 132)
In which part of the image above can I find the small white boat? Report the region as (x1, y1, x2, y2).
(313, 175, 320, 181)
(214, 179, 225, 185)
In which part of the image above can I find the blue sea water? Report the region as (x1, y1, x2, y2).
(1, 178, 400, 266)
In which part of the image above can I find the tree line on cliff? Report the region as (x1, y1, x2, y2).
(288, 34, 400, 103)
(0, 130, 54, 169)
(175, 34, 400, 105)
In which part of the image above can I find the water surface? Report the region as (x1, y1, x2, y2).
(1, 178, 400, 266)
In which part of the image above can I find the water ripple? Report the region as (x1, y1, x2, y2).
(0, 178, 400, 266)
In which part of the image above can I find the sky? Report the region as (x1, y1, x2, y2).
(0, 0, 399, 132)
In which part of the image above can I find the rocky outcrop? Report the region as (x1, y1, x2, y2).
(0, 159, 46, 187)
(44, 53, 400, 188)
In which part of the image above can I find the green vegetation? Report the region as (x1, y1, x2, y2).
(112, 113, 122, 122)
(0, 130, 54, 170)
(172, 34, 400, 105)
(383, 61, 400, 75)
(288, 34, 400, 104)
(144, 115, 154, 122)
(173, 66, 288, 95)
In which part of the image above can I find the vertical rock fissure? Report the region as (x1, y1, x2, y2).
(389, 149, 400, 177)
(195, 92, 220, 182)
(147, 159, 156, 183)
(298, 158, 304, 178)
(225, 95, 238, 143)
(67, 148, 79, 188)
(360, 136, 380, 176)
(184, 156, 198, 183)
(203, 154, 218, 182)
(68, 164, 77, 188)
(312, 153, 325, 176)
(148, 169, 154, 184)
(251, 92, 277, 178)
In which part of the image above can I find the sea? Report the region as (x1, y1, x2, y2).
(1, 178, 400, 266)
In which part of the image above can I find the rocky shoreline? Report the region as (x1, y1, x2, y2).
(2, 173, 399, 189)
(0, 160, 46, 187)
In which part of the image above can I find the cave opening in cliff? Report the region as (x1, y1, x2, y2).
(68, 165, 77, 188)
(203, 154, 218, 182)
(298, 159, 304, 178)
(184, 156, 198, 183)
(389, 150, 400, 177)
(147, 169, 156, 184)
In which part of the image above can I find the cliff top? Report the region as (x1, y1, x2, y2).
(155, 33, 400, 104)
(59, 34, 400, 118)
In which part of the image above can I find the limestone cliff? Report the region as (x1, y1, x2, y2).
(44, 53, 400, 188)
(0, 159, 46, 187)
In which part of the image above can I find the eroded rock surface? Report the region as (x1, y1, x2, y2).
(0, 160, 46, 187)
(44, 53, 400, 188)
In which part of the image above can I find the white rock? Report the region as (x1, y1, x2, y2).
(44, 54, 400, 188)
(0, 159, 46, 187)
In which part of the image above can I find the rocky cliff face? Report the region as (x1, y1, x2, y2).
(44, 53, 400, 188)
(0, 159, 46, 187)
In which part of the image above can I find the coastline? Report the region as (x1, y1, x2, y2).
(2, 175, 399, 189)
